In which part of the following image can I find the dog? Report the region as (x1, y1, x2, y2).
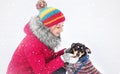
(64, 43, 101, 74)
(66, 43, 91, 57)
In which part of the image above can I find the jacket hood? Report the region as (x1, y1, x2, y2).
(24, 16, 61, 50)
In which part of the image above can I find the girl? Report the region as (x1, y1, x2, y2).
(7, 0, 67, 74)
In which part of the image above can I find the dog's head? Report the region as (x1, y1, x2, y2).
(67, 43, 91, 58)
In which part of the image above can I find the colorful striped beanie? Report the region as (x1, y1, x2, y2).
(38, 7, 65, 27)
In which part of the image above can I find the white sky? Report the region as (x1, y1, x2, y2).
(0, 0, 120, 74)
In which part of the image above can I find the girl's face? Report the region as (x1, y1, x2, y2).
(49, 22, 64, 37)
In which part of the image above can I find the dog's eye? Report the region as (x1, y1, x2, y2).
(77, 46, 80, 48)
(81, 47, 83, 49)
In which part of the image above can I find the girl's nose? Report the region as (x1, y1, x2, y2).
(60, 27, 63, 32)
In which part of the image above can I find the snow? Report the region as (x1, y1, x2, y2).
(0, 0, 120, 74)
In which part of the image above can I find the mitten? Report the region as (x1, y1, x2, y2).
(61, 53, 70, 63)
(64, 48, 71, 53)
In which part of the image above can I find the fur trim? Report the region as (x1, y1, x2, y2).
(29, 16, 61, 50)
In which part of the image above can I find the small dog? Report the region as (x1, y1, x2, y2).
(64, 43, 101, 74)
(66, 43, 91, 57)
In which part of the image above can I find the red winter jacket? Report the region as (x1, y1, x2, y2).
(7, 22, 65, 74)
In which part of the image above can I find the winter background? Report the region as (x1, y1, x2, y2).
(0, 0, 120, 74)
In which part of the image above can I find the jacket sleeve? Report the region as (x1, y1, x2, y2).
(24, 36, 64, 74)
(53, 48, 66, 57)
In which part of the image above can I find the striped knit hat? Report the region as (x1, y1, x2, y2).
(38, 7, 65, 27)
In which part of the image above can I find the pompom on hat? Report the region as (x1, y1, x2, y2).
(36, 0, 65, 27)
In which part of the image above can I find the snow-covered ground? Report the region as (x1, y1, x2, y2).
(0, 0, 120, 74)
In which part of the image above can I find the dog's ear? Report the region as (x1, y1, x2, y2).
(85, 48, 91, 54)
(71, 43, 76, 48)
(81, 44, 91, 54)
